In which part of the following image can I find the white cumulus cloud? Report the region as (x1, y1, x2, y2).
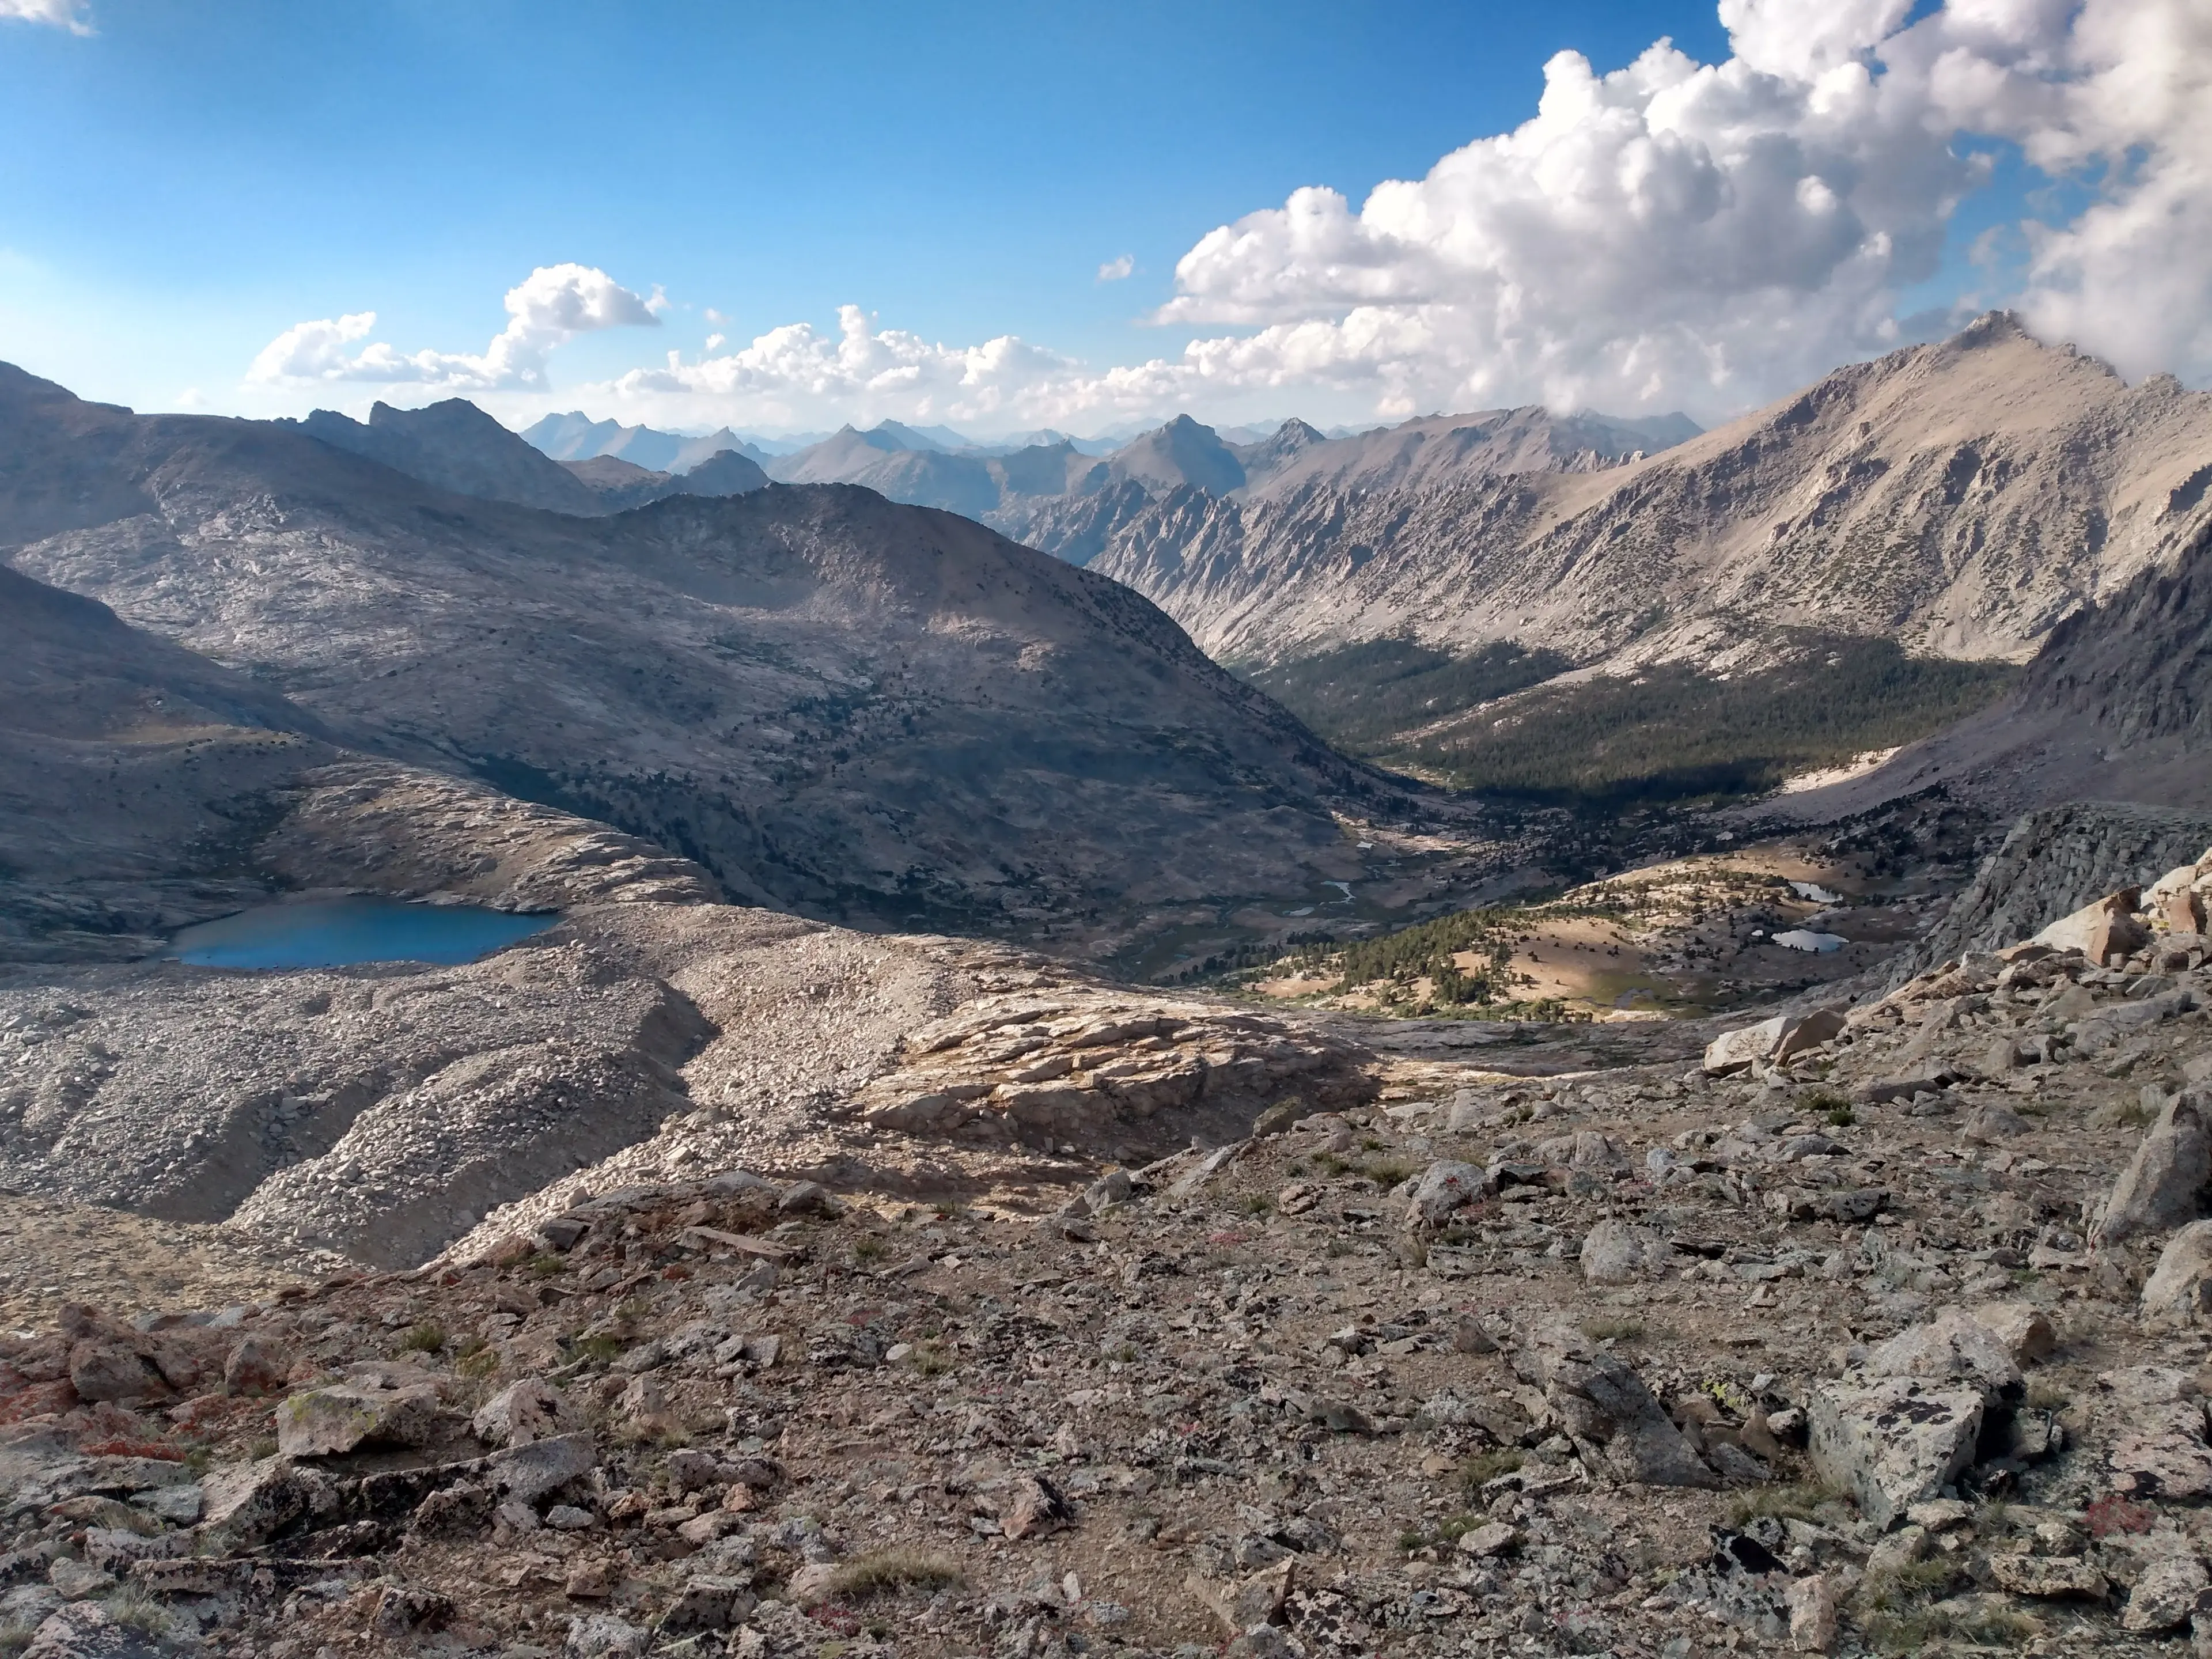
(249, 264, 659, 391)
(1097, 254, 1135, 283)
(242, 2, 2212, 431)
(0, 0, 92, 33)
(1142, 0, 2212, 414)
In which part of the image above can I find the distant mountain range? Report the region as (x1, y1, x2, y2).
(268, 313, 2212, 818)
(294, 400, 768, 515)
(509, 404, 1694, 571)
(520, 410, 779, 470)
(1086, 315, 2212, 808)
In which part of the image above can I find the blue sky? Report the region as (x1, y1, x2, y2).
(1, 0, 2198, 437)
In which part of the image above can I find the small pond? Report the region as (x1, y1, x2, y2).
(168, 896, 558, 970)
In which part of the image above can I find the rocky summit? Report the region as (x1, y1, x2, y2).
(2, 836, 2211, 1656)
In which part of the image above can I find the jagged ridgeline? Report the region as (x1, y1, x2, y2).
(1245, 631, 2018, 806)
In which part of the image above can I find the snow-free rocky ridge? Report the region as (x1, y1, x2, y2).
(1090, 315, 2212, 678)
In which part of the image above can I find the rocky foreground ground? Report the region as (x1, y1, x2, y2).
(2, 851, 2211, 1658)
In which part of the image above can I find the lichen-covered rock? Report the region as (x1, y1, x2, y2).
(1863, 1309, 2023, 1404)
(471, 1378, 584, 1449)
(2109, 1401, 2212, 1500)
(274, 1382, 441, 1457)
(195, 1456, 335, 1552)
(2122, 1555, 2211, 1633)
(1987, 1552, 2108, 1599)
(1513, 1324, 1717, 1488)
(1808, 1379, 1983, 1529)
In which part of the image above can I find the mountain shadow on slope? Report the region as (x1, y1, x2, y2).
(1236, 638, 1571, 752)
(0, 363, 1409, 958)
(1382, 635, 2018, 808)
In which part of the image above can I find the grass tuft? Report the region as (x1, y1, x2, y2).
(1459, 1449, 1524, 1493)
(1725, 1482, 1839, 1527)
(396, 1322, 446, 1355)
(824, 1548, 966, 1600)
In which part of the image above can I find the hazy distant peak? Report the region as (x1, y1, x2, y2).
(1109, 414, 1244, 497)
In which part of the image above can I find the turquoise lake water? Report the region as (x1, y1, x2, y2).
(168, 896, 558, 969)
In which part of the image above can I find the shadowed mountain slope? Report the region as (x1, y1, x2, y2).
(294, 399, 604, 515)
(0, 365, 1399, 959)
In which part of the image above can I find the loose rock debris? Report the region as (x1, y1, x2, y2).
(2, 853, 2212, 1654)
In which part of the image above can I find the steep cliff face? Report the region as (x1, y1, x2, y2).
(1091, 316, 2212, 672)
(2016, 511, 2212, 748)
(1900, 800, 2212, 978)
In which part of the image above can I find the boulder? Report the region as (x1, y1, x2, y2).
(66, 1341, 165, 1405)
(2097, 1090, 2212, 1244)
(1000, 1474, 1072, 1540)
(656, 1575, 757, 1634)
(2034, 887, 2150, 965)
(1961, 1103, 2031, 1142)
(19, 1603, 146, 1659)
(221, 1337, 289, 1395)
(195, 1456, 335, 1552)
(1512, 1324, 1717, 1488)
(472, 1379, 584, 1449)
(1968, 1302, 2056, 1364)
(1404, 1161, 1485, 1228)
(1701, 1009, 1845, 1076)
(1783, 1573, 1840, 1653)
(486, 1434, 597, 1506)
(1808, 1379, 1983, 1529)
(1579, 1219, 1672, 1286)
(2109, 1401, 2212, 1500)
(564, 1613, 648, 1658)
(1702, 1016, 1787, 1077)
(275, 1382, 441, 1457)
(2143, 1221, 2212, 1325)
(2158, 887, 2209, 936)
(2123, 1556, 2211, 1633)
(1987, 1553, 2108, 1599)
(1453, 1522, 1520, 1559)
(1774, 1007, 1848, 1065)
(1863, 1309, 2023, 1404)
(2149, 860, 2209, 937)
